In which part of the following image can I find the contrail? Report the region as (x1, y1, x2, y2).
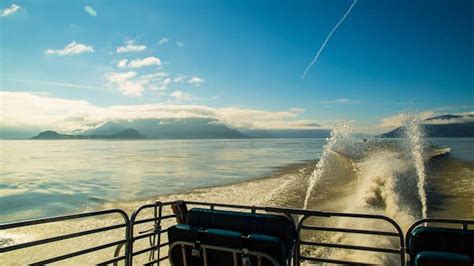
(301, 0, 358, 80)
(7, 79, 111, 91)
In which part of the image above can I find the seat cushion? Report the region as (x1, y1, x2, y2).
(167, 224, 286, 266)
(186, 208, 296, 253)
(247, 234, 286, 264)
(168, 224, 242, 266)
(407, 227, 474, 258)
(414, 251, 471, 266)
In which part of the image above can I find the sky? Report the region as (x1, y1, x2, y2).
(0, 0, 473, 134)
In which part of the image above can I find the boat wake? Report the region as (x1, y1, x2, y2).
(300, 116, 450, 264)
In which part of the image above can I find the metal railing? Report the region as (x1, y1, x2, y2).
(0, 201, 472, 265)
(0, 209, 130, 265)
(297, 210, 404, 265)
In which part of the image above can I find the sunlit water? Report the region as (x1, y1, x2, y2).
(0, 139, 326, 223)
(0, 138, 473, 265)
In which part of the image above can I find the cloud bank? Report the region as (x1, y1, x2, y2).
(377, 111, 474, 130)
(0, 92, 321, 133)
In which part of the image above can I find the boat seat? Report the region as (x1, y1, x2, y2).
(407, 226, 474, 265)
(414, 251, 471, 266)
(167, 224, 286, 266)
(185, 208, 297, 254)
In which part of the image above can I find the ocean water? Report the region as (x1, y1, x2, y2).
(0, 139, 326, 223)
(0, 137, 472, 224)
(0, 137, 473, 264)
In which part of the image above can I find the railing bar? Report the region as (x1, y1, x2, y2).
(133, 214, 176, 225)
(0, 223, 126, 253)
(300, 225, 399, 237)
(0, 209, 128, 230)
(300, 240, 400, 254)
(184, 201, 401, 221)
(132, 229, 169, 241)
(132, 242, 169, 257)
(31, 239, 127, 265)
(299, 255, 376, 265)
(143, 255, 169, 265)
(97, 255, 127, 265)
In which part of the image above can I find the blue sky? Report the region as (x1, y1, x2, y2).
(0, 0, 473, 133)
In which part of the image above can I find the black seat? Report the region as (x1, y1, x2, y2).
(167, 224, 286, 265)
(407, 226, 474, 266)
(186, 208, 297, 254)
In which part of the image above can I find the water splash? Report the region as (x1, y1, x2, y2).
(303, 122, 352, 209)
(404, 114, 428, 218)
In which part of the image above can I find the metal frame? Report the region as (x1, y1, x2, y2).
(297, 211, 404, 265)
(168, 241, 281, 266)
(0, 209, 130, 265)
(1, 201, 472, 265)
(404, 218, 474, 265)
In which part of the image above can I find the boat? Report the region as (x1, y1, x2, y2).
(0, 200, 472, 265)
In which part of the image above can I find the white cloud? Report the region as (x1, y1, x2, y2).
(105, 71, 171, 96)
(424, 113, 474, 125)
(171, 90, 194, 101)
(116, 40, 146, 53)
(147, 75, 172, 91)
(84, 5, 97, 16)
(160, 78, 172, 89)
(117, 59, 128, 68)
(0, 92, 321, 132)
(378, 111, 435, 130)
(174, 74, 186, 83)
(158, 37, 169, 45)
(106, 71, 137, 83)
(140, 72, 169, 80)
(105, 71, 143, 96)
(45, 42, 94, 56)
(1, 4, 20, 17)
(188, 76, 205, 86)
(335, 98, 350, 103)
(123, 56, 162, 68)
(176, 41, 183, 47)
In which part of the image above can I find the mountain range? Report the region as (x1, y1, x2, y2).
(31, 129, 145, 140)
(18, 113, 474, 140)
(379, 114, 474, 138)
(30, 118, 330, 140)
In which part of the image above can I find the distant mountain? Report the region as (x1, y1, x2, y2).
(84, 118, 249, 139)
(31, 129, 145, 140)
(242, 129, 330, 138)
(379, 114, 474, 138)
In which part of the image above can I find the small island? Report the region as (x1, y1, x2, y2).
(31, 129, 145, 140)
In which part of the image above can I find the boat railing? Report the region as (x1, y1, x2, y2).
(128, 201, 405, 265)
(0, 209, 130, 265)
(297, 210, 405, 265)
(0, 201, 471, 265)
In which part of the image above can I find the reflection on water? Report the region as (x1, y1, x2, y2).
(0, 138, 472, 265)
(0, 138, 472, 225)
(0, 139, 325, 223)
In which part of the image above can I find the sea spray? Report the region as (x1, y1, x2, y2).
(404, 115, 428, 218)
(303, 122, 352, 209)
